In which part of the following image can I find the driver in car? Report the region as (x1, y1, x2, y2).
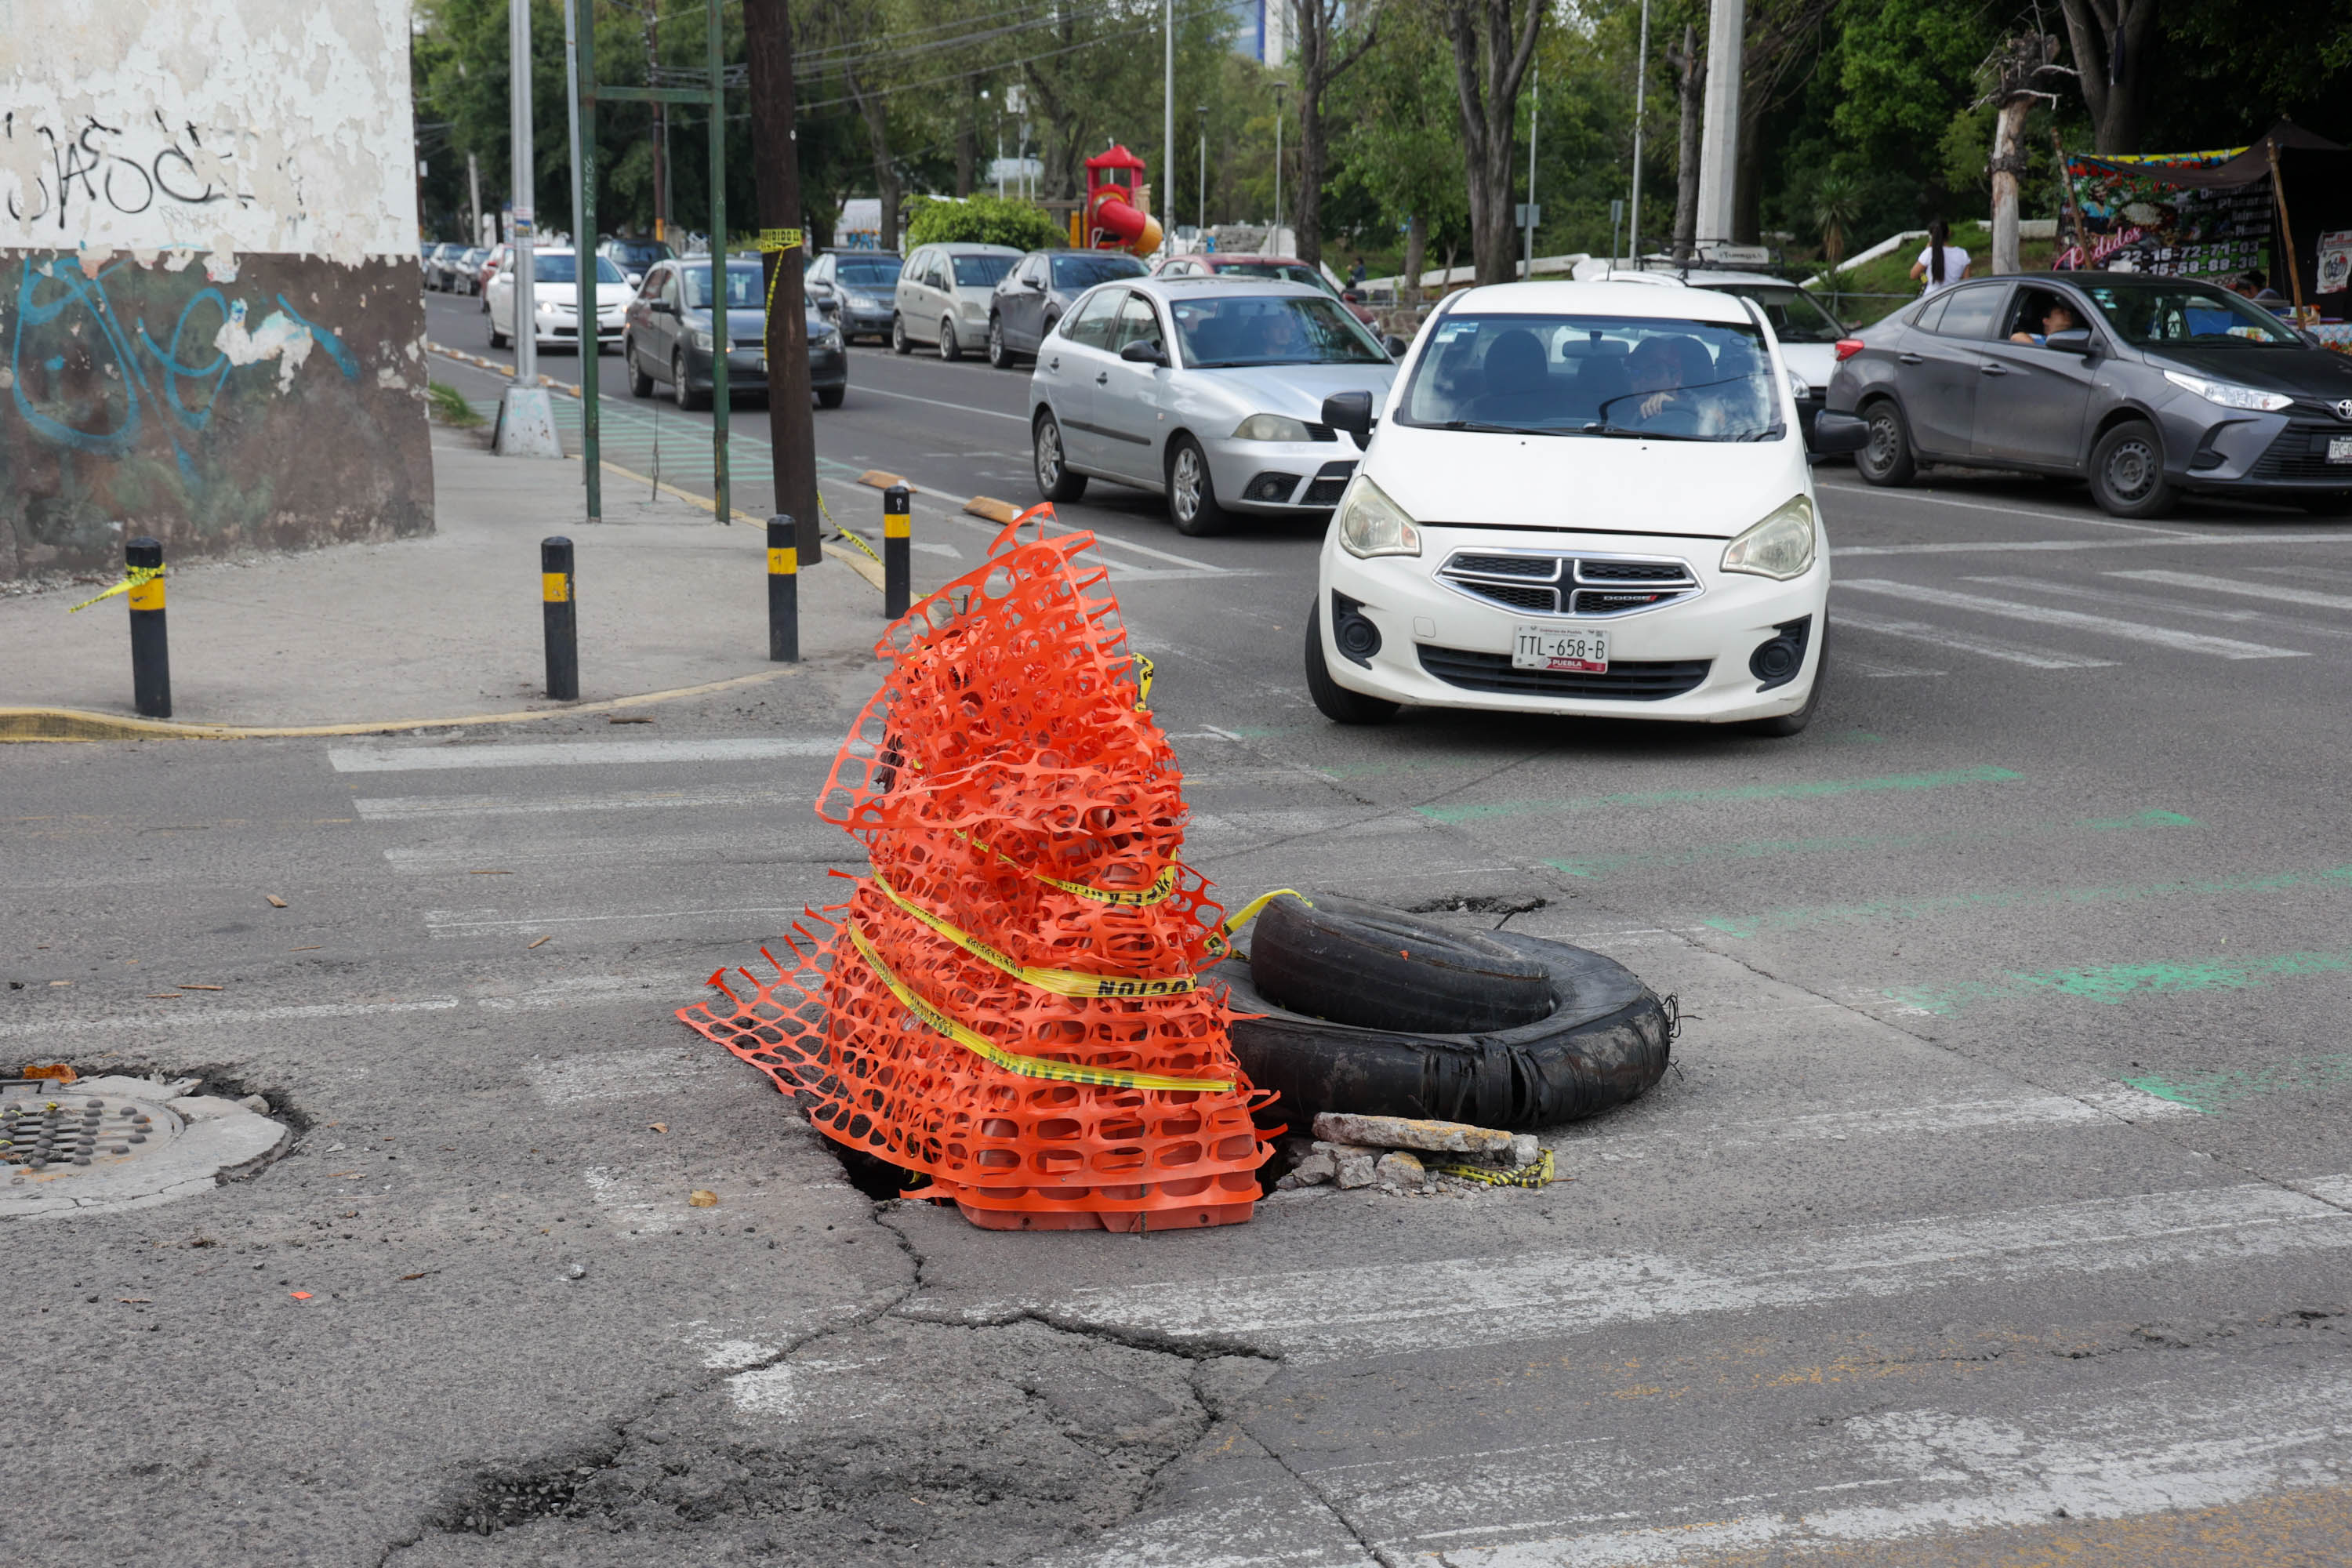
(1624, 337, 1726, 436)
(2009, 298, 2081, 346)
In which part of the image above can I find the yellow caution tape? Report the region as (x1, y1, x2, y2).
(847, 924, 1235, 1092)
(67, 564, 165, 614)
(1431, 1149, 1558, 1189)
(872, 871, 1195, 998)
(1206, 888, 1309, 962)
(1131, 653, 1154, 710)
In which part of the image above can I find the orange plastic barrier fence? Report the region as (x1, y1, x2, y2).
(679, 506, 1272, 1230)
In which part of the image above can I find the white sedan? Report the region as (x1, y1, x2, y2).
(486, 249, 631, 353)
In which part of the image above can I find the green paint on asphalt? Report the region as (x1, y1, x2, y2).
(1546, 807, 2198, 880)
(1425, 764, 2024, 826)
(1703, 864, 2352, 939)
(2117, 1053, 2352, 1115)
(1890, 946, 2352, 1016)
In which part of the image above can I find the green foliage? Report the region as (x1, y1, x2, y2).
(903, 194, 1065, 250)
(426, 382, 487, 428)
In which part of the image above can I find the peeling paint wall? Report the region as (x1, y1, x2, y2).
(0, 0, 431, 582)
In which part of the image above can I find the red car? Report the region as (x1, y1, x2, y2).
(1152, 253, 1378, 325)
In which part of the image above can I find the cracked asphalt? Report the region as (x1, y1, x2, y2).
(3, 304, 2350, 1565)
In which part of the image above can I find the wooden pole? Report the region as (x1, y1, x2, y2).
(746, 0, 820, 564)
(2269, 140, 2306, 316)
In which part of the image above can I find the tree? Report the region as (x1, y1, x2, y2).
(1290, 0, 1383, 267)
(1809, 170, 1861, 309)
(1668, 22, 1703, 257)
(1331, 2, 1470, 296)
(904, 193, 1065, 249)
(2055, 0, 2161, 152)
(745, 0, 816, 552)
(1439, 0, 1544, 285)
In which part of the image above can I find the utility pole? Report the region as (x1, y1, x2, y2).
(1272, 82, 1286, 246)
(467, 151, 482, 246)
(1523, 67, 1539, 277)
(706, 0, 731, 526)
(644, 8, 667, 241)
(1628, 0, 1649, 261)
(510, 0, 538, 387)
(1162, 0, 1174, 256)
(746, 0, 818, 563)
(1693, 0, 1743, 249)
(564, 0, 585, 249)
(1198, 103, 1207, 238)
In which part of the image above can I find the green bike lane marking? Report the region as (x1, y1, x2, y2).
(1419, 764, 2024, 826)
(1889, 945, 2352, 1017)
(1700, 863, 2352, 939)
(1549, 808, 2198, 880)
(2120, 1053, 2352, 1115)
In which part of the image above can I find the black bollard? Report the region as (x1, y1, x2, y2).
(882, 485, 911, 620)
(768, 514, 799, 662)
(542, 536, 579, 700)
(125, 537, 170, 719)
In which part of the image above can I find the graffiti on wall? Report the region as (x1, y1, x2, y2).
(1, 111, 284, 234)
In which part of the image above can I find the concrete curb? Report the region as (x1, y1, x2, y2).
(0, 665, 803, 743)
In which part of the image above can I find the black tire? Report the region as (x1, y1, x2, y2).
(986, 315, 1013, 369)
(817, 385, 846, 410)
(1304, 605, 1399, 724)
(1214, 934, 1672, 1131)
(1166, 434, 1231, 536)
(939, 318, 962, 361)
(488, 315, 507, 351)
(891, 314, 912, 354)
(1747, 617, 1828, 738)
(673, 350, 707, 412)
(1033, 412, 1087, 503)
(1250, 894, 1556, 1034)
(625, 336, 653, 397)
(2089, 419, 2177, 517)
(1857, 398, 1916, 486)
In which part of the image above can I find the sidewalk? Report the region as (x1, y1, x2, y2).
(0, 429, 901, 737)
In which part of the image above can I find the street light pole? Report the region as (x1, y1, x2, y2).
(508, 0, 536, 386)
(1272, 82, 1286, 248)
(1197, 103, 1207, 238)
(1524, 67, 1539, 278)
(564, 0, 584, 251)
(1162, 0, 1174, 257)
(1628, 0, 1650, 262)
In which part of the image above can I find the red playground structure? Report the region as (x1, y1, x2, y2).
(1079, 144, 1164, 257)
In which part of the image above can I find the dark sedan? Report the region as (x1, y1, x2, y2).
(1830, 270, 2352, 517)
(803, 249, 903, 343)
(622, 256, 846, 411)
(984, 249, 1149, 368)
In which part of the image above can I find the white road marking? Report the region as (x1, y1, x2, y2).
(329, 738, 837, 772)
(2108, 568, 2352, 612)
(1840, 579, 2307, 659)
(528, 1045, 731, 1103)
(1964, 574, 2352, 638)
(1833, 610, 2117, 669)
(356, 789, 806, 819)
(1813, 478, 2201, 536)
(383, 828, 845, 873)
(927, 1179, 2352, 1364)
(425, 903, 807, 935)
(1551, 1089, 2193, 1164)
(0, 998, 460, 1039)
(846, 383, 1029, 422)
(1834, 532, 2350, 557)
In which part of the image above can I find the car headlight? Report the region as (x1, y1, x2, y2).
(1785, 368, 1810, 402)
(1721, 495, 1817, 580)
(2162, 368, 2292, 412)
(1234, 414, 1313, 442)
(1335, 474, 1421, 559)
(690, 328, 713, 351)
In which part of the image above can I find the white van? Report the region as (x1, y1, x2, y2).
(1306, 279, 1852, 736)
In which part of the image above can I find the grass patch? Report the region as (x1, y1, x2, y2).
(427, 380, 486, 428)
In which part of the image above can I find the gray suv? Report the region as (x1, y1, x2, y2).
(1829, 271, 2352, 516)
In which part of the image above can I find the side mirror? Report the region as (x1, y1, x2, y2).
(1323, 389, 1376, 449)
(648, 298, 674, 315)
(1119, 338, 1168, 366)
(626, 271, 643, 289)
(1023, 274, 1046, 291)
(1382, 335, 1409, 359)
(2044, 327, 2095, 354)
(1806, 409, 1871, 456)
(818, 297, 840, 317)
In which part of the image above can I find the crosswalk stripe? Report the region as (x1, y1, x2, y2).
(0, 998, 461, 1038)
(1965, 573, 2352, 638)
(927, 1179, 2352, 1365)
(1550, 1089, 2192, 1165)
(1840, 579, 2308, 659)
(355, 789, 805, 819)
(2108, 568, 2352, 612)
(329, 739, 837, 772)
(1835, 609, 2117, 668)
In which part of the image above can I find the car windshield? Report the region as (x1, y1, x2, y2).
(2077, 283, 2300, 346)
(610, 242, 670, 266)
(1053, 253, 1147, 289)
(1214, 261, 1327, 291)
(682, 263, 764, 309)
(951, 254, 1016, 289)
(532, 253, 626, 285)
(1711, 285, 1846, 343)
(837, 257, 901, 286)
(1168, 294, 1388, 368)
(1399, 313, 1785, 441)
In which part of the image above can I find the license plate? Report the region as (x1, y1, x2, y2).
(2329, 435, 2352, 464)
(1512, 624, 1609, 673)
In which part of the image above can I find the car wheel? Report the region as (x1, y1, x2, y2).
(1165, 435, 1231, 536)
(891, 314, 911, 354)
(938, 318, 961, 361)
(488, 314, 506, 350)
(1304, 604, 1399, 725)
(1856, 399, 1917, 486)
(2089, 419, 2177, 517)
(1032, 412, 1087, 503)
(986, 315, 1011, 369)
(1746, 619, 1828, 738)
(673, 350, 708, 412)
(817, 385, 845, 409)
(626, 336, 653, 397)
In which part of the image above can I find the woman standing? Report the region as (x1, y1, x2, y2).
(1910, 219, 1971, 297)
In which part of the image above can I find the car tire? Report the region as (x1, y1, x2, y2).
(1304, 604, 1400, 725)
(626, 337, 653, 397)
(891, 314, 911, 354)
(2088, 419, 2177, 517)
(673, 350, 708, 412)
(1247, 894, 1557, 1036)
(1745, 618, 1828, 738)
(1857, 398, 1917, 486)
(488, 312, 507, 350)
(987, 315, 1012, 369)
(1212, 933, 1672, 1131)
(1166, 434, 1231, 536)
(1033, 412, 1087, 503)
(939, 318, 962, 361)
(817, 386, 845, 409)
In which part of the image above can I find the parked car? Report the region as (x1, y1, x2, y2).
(419, 242, 437, 285)
(452, 247, 488, 296)
(597, 236, 674, 291)
(1302, 279, 1847, 735)
(476, 243, 510, 299)
(1830, 270, 2352, 517)
(804, 249, 903, 343)
(485, 249, 630, 353)
(1029, 276, 1401, 536)
(426, 243, 470, 291)
(1154, 253, 1378, 325)
(622, 256, 846, 410)
(985, 249, 1149, 368)
(892, 243, 1022, 359)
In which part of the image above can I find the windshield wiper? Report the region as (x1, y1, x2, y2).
(1439, 419, 1560, 435)
(1578, 423, 1709, 442)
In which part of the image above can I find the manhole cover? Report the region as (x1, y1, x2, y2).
(1, 1075, 290, 1220)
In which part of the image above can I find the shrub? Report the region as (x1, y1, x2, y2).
(904, 194, 1065, 252)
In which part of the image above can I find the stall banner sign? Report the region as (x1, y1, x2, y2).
(2056, 147, 2270, 278)
(2315, 230, 2352, 296)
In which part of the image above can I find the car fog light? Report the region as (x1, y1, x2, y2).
(1330, 590, 1382, 667)
(1749, 615, 1813, 691)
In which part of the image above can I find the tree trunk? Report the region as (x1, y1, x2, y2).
(847, 73, 898, 249)
(745, 0, 817, 559)
(1732, 91, 1764, 245)
(1403, 211, 1427, 304)
(1443, 0, 1544, 287)
(1989, 96, 2031, 274)
(2056, 0, 2159, 154)
(1291, 0, 1379, 269)
(1672, 25, 1701, 258)
(955, 123, 975, 198)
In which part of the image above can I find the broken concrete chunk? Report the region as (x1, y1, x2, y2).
(1312, 1112, 1516, 1159)
(1374, 1150, 1425, 1189)
(1288, 1149, 1338, 1186)
(1508, 1134, 1541, 1168)
(1326, 1144, 1378, 1189)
